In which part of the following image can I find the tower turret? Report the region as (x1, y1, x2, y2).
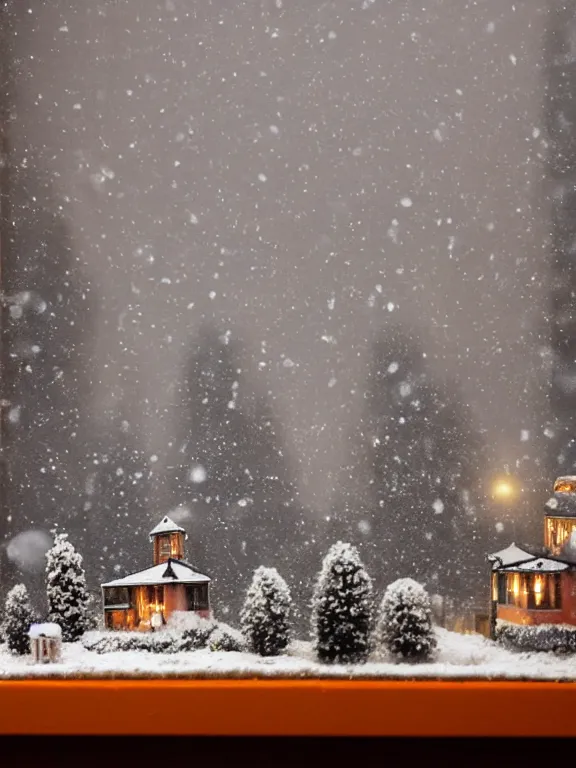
(544, 476, 576, 557)
(149, 516, 187, 565)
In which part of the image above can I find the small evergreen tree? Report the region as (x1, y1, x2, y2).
(377, 578, 437, 661)
(4, 584, 35, 655)
(240, 566, 292, 656)
(312, 541, 374, 664)
(45, 533, 91, 642)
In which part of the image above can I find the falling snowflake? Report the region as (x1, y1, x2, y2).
(6, 530, 53, 573)
(7, 406, 21, 424)
(189, 465, 207, 483)
(358, 520, 371, 534)
(399, 382, 412, 398)
(432, 499, 445, 515)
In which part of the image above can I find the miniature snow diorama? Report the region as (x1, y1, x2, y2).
(3, 480, 576, 678)
(5, 0, 576, 698)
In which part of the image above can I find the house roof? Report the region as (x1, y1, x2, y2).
(487, 543, 535, 569)
(101, 558, 209, 588)
(544, 493, 576, 518)
(149, 515, 187, 539)
(499, 557, 570, 573)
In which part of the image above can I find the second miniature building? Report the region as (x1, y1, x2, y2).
(488, 476, 576, 634)
(101, 516, 211, 631)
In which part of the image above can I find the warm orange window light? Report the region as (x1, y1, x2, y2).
(545, 517, 576, 554)
(553, 477, 576, 493)
(534, 575, 544, 607)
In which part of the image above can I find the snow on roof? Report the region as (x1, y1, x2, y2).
(149, 515, 186, 539)
(500, 557, 570, 573)
(488, 543, 534, 569)
(28, 623, 61, 639)
(545, 492, 576, 518)
(101, 559, 209, 588)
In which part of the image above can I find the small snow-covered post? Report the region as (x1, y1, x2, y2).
(45, 533, 91, 642)
(4, 584, 35, 655)
(377, 578, 437, 662)
(311, 541, 374, 664)
(29, 623, 62, 663)
(240, 566, 292, 656)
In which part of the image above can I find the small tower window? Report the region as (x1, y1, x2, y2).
(159, 536, 172, 560)
(554, 477, 576, 494)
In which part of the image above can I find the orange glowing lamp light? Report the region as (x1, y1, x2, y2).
(492, 479, 515, 500)
(534, 576, 543, 607)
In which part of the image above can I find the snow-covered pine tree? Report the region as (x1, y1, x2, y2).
(312, 541, 374, 664)
(377, 578, 437, 661)
(4, 584, 35, 655)
(45, 533, 91, 642)
(240, 566, 292, 656)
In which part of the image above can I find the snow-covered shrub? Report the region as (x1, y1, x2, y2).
(176, 614, 218, 651)
(82, 631, 142, 654)
(81, 619, 246, 654)
(241, 566, 291, 656)
(149, 631, 183, 654)
(209, 622, 246, 652)
(82, 630, 181, 654)
(311, 541, 374, 664)
(4, 584, 35, 655)
(496, 620, 576, 654)
(377, 578, 436, 662)
(167, 611, 212, 632)
(45, 534, 92, 642)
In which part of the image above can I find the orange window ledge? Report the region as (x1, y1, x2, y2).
(1, 679, 576, 736)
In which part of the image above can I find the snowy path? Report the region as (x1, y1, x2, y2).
(1, 629, 576, 680)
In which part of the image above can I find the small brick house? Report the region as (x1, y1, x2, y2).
(101, 516, 211, 631)
(488, 476, 576, 634)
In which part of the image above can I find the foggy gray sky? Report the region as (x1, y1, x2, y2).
(8, 0, 551, 514)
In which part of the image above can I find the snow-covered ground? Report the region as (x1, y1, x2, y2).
(1, 629, 576, 680)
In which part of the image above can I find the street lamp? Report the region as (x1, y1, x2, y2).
(490, 475, 520, 540)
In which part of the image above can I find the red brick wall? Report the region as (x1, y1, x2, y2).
(497, 572, 576, 626)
